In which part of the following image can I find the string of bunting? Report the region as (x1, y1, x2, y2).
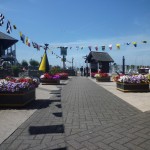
(0, 12, 149, 55)
(0, 12, 72, 63)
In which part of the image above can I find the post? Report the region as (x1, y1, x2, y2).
(86, 55, 88, 77)
(63, 55, 66, 69)
(122, 56, 125, 74)
(72, 57, 74, 70)
(97, 62, 99, 73)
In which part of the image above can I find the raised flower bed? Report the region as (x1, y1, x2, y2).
(40, 73, 60, 85)
(95, 73, 111, 82)
(115, 74, 150, 92)
(0, 77, 39, 107)
(56, 72, 68, 80)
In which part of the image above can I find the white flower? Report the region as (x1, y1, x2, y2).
(40, 75, 45, 79)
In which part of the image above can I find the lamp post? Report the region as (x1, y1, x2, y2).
(122, 56, 125, 74)
(83, 55, 88, 77)
(72, 57, 74, 70)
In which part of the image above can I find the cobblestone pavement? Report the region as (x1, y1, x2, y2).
(0, 77, 150, 150)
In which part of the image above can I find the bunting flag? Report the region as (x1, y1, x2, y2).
(76, 46, 79, 50)
(109, 44, 112, 50)
(88, 46, 92, 51)
(102, 46, 105, 51)
(20, 32, 25, 43)
(0, 13, 4, 26)
(26, 37, 29, 45)
(25, 37, 31, 47)
(95, 46, 98, 51)
(126, 42, 131, 45)
(13, 25, 17, 29)
(6, 21, 12, 34)
(38, 51, 49, 73)
(133, 42, 137, 47)
(116, 44, 120, 49)
(27, 38, 31, 47)
(32, 42, 41, 50)
(142, 41, 147, 43)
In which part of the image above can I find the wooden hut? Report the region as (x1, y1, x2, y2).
(86, 51, 114, 73)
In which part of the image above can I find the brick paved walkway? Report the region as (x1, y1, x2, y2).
(0, 77, 150, 150)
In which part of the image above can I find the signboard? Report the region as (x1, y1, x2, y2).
(60, 47, 67, 56)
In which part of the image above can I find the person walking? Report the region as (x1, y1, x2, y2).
(80, 66, 83, 76)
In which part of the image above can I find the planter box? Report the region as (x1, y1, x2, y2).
(40, 79, 60, 85)
(116, 82, 149, 92)
(0, 89, 35, 107)
(96, 77, 111, 82)
(60, 76, 68, 80)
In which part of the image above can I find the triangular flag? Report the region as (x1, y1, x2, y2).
(39, 51, 49, 73)
(116, 44, 120, 49)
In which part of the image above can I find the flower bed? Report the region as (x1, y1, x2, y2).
(0, 77, 39, 107)
(40, 73, 60, 85)
(116, 82, 149, 92)
(56, 72, 68, 80)
(114, 74, 150, 92)
(95, 73, 111, 82)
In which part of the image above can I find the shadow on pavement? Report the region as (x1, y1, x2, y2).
(52, 148, 67, 150)
(55, 104, 62, 108)
(53, 112, 62, 117)
(0, 99, 62, 110)
(29, 124, 64, 135)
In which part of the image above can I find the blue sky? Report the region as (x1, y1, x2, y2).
(0, 0, 150, 68)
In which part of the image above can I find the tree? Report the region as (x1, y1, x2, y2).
(131, 65, 135, 70)
(21, 60, 28, 68)
(29, 59, 39, 67)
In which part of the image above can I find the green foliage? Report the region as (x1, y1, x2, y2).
(29, 59, 39, 67)
(50, 66, 62, 75)
(12, 65, 20, 77)
(21, 60, 28, 68)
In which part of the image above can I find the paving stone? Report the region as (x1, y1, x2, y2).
(1, 77, 150, 150)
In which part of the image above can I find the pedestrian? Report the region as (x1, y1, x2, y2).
(80, 66, 83, 76)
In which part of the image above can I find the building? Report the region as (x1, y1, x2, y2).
(86, 51, 114, 73)
(0, 31, 18, 65)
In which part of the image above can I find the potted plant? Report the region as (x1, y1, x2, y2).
(0, 76, 39, 107)
(95, 73, 111, 82)
(115, 74, 149, 92)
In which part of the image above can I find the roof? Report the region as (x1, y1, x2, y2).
(0, 31, 18, 50)
(86, 51, 114, 63)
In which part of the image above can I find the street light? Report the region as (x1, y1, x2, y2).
(83, 55, 88, 77)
